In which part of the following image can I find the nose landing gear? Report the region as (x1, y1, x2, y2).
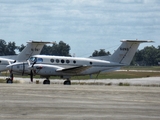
(6, 78, 13, 83)
(63, 78, 71, 85)
(6, 71, 13, 83)
(43, 79, 50, 84)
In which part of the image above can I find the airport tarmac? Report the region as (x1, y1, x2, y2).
(0, 84, 160, 120)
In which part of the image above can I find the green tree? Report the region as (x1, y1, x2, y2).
(5, 41, 17, 55)
(92, 49, 110, 57)
(132, 46, 159, 66)
(142, 46, 158, 65)
(0, 39, 7, 56)
(131, 50, 144, 65)
(17, 44, 25, 52)
(0, 39, 17, 56)
(40, 45, 52, 55)
(156, 46, 160, 64)
(41, 41, 71, 56)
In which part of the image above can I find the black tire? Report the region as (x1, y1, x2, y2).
(43, 80, 50, 84)
(64, 80, 71, 85)
(6, 78, 13, 84)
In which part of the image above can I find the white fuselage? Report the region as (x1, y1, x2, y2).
(7, 55, 124, 77)
(6, 40, 153, 80)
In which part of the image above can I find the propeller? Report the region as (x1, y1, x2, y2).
(27, 60, 36, 83)
(10, 70, 13, 81)
(30, 70, 33, 82)
(7, 60, 14, 81)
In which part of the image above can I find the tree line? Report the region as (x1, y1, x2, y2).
(0, 39, 160, 66)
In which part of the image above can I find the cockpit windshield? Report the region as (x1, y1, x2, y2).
(29, 57, 43, 63)
(29, 57, 37, 62)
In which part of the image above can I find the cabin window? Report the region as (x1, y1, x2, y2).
(61, 59, 65, 63)
(37, 58, 43, 62)
(56, 59, 59, 63)
(50, 59, 54, 63)
(90, 62, 92, 65)
(66, 60, 70, 64)
(73, 60, 76, 64)
(0, 60, 1, 63)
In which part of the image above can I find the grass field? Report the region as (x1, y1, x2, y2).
(72, 66, 160, 79)
(70, 71, 160, 80)
(123, 66, 160, 71)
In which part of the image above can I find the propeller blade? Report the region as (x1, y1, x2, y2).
(27, 60, 31, 66)
(28, 59, 36, 83)
(10, 70, 14, 81)
(30, 70, 33, 82)
(8, 61, 11, 65)
(32, 61, 36, 67)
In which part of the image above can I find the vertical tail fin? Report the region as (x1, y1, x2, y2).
(110, 40, 153, 65)
(17, 41, 54, 62)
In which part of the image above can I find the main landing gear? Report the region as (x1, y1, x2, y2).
(6, 78, 13, 83)
(43, 79, 50, 84)
(63, 78, 71, 85)
(43, 78, 71, 85)
(42, 78, 71, 85)
(6, 71, 13, 84)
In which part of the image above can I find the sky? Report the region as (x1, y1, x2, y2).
(0, 0, 160, 57)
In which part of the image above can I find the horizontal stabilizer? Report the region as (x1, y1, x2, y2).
(121, 40, 154, 43)
(27, 41, 56, 44)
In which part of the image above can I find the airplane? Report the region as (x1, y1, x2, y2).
(6, 40, 153, 85)
(0, 40, 53, 83)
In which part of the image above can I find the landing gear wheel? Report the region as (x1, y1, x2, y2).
(43, 79, 50, 84)
(6, 78, 13, 84)
(64, 80, 71, 85)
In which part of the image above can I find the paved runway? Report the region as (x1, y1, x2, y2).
(0, 84, 160, 120)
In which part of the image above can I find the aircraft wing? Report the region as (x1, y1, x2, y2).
(56, 65, 91, 73)
(0, 57, 15, 63)
(0, 58, 15, 71)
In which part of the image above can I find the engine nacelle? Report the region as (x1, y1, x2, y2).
(31, 64, 63, 76)
(7, 62, 64, 76)
(7, 62, 30, 75)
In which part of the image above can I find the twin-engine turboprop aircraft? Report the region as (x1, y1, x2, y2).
(7, 40, 153, 84)
(0, 40, 53, 83)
